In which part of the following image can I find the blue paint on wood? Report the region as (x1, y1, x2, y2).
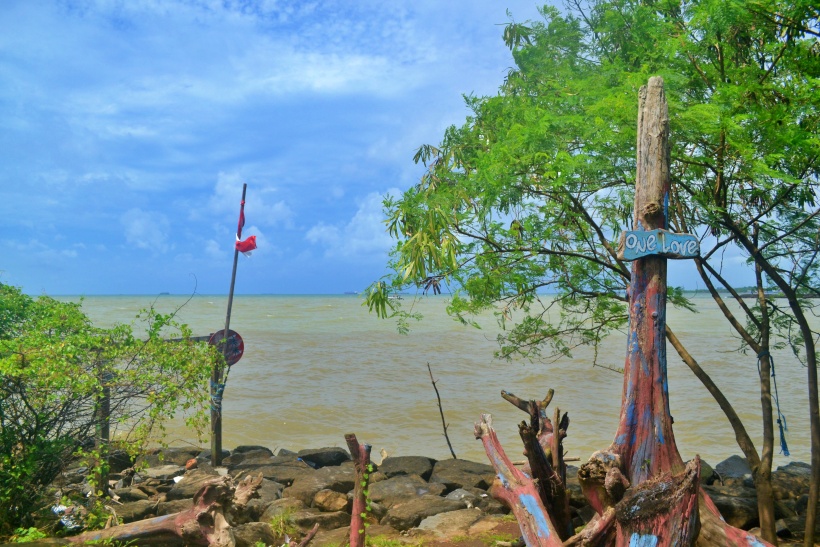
(629, 532, 659, 547)
(744, 534, 766, 547)
(520, 494, 551, 538)
(619, 229, 699, 261)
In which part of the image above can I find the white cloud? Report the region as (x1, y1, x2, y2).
(121, 208, 172, 253)
(208, 172, 294, 228)
(306, 189, 399, 259)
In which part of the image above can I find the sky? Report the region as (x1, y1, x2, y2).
(0, 0, 564, 295)
(0, 1, 752, 296)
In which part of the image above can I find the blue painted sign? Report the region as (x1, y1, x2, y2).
(617, 229, 699, 261)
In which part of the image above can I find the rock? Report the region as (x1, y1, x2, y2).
(196, 448, 231, 464)
(164, 469, 222, 501)
(382, 494, 465, 531)
(292, 508, 350, 531)
(703, 486, 759, 529)
(445, 488, 479, 507)
(116, 500, 156, 523)
(110, 486, 149, 502)
(108, 450, 134, 473)
(157, 498, 193, 516)
(715, 455, 752, 481)
(429, 458, 495, 491)
(185, 458, 198, 471)
(282, 465, 356, 506)
(260, 498, 308, 522)
(233, 521, 280, 547)
(368, 474, 446, 508)
(140, 464, 185, 481)
(137, 447, 203, 467)
(415, 508, 484, 537)
(224, 448, 277, 466)
(297, 447, 351, 468)
(230, 456, 315, 486)
(699, 459, 716, 485)
(314, 489, 350, 512)
(771, 462, 813, 501)
(378, 456, 437, 480)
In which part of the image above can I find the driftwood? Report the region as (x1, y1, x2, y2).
(477, 77, 775, 546)
(345, 433, 372, 547)
(501, 389, 572, 540)
(67, 474, 263, 547)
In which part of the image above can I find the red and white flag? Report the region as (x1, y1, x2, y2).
(236, 235, 257, 256)
(235, 200, 257, 257)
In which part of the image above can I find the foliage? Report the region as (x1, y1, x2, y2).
(368, 1, 820, 542)
(9, 527, 47, 543)
(267, 507, 300, 539)
(370, 0, 819, 365)
(0, 284, 219, 536)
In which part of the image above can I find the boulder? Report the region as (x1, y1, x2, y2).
(368, 474, 446, 508)
(230, 456, 316, 486)
(115, 500, 156, 523)
(429, 459, 495, 491)
(233, 521, 280, 547)
(157, 498, 193, 516)
(703, 486, 759, 529)
(292, 508, 350, 531)
(137, 447, 203, 467)
(378, 456, 437, 480)
(297, 447, 351, 469)
(715, 455, 752, 481)
(140, 465, 185, 481)
(415, 508, 485, 538)
(314, 489, 350, 512)
(260, 498, 308, 522)
(771, 461, 812, 501)
(110, 487, 149, 503)
(108, 449, 134, 473)
(282, 465, 356, 506)
(164, 469, 222, 501)
(382, 494, 465, 531)
(224, 448, 277, 466)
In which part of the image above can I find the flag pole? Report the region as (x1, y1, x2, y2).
(211, 182, 247, 466)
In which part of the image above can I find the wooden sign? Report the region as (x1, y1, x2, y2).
(617, 228, 699, 261)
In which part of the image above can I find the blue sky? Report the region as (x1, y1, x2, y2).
(1, 0, 556, 295)
(1, 1, 752, 296)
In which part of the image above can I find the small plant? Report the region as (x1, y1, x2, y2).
(10, 527, 47, 543)
(268, 507, 299, 539)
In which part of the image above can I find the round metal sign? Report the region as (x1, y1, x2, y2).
(208, 329, 244, 366)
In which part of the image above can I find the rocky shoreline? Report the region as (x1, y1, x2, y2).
(39, 445, 818, 546)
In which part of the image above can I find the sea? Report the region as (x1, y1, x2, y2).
(61, 293, 815, 468)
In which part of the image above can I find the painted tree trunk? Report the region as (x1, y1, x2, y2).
(478, 77, 776, 547)
(345, 433, 372, 547)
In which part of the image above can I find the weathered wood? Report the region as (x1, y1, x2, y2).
(475, 414, 563, 547)
(345, 433, 372, 547)
(617, 229, 699, 261)
(502, 389, 573, 540)
(69, 477, 238, 546)
(608, 76, 684, 486)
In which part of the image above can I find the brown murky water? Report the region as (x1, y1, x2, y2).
(66, 294, 814, 468)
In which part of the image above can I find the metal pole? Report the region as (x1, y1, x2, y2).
(211, 182, 247, 466)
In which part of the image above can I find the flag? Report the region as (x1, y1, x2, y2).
(236, 235, 257, 256)
(235, 199, 257, 256)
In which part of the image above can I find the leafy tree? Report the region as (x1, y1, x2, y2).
(0, 284, 218, 537)
(368, 1, 820, 543)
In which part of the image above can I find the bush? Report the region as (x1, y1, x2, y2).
(0, 283, 219, 536)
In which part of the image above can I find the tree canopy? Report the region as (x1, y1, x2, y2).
(367, 0, 819, 543)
